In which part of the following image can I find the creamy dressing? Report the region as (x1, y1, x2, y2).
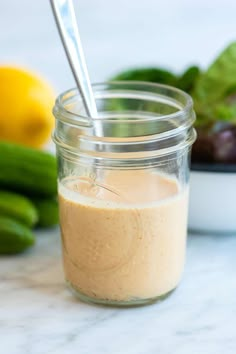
(59, 170, 188, 302)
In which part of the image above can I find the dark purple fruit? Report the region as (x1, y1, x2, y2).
(191, 129, 214, 163)
(213, 125, 236, 163)
(192, 124, 236, 164)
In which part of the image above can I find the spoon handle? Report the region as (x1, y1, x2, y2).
(50, 0, 97, 118)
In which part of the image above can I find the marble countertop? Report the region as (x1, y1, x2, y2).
(1, 229, 236, 354)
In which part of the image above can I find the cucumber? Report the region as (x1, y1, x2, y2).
(0, 141, 57, 197)
(0, 190, 38, 227)
(32, 198, 59, 228)
(0, 216, 35, 254)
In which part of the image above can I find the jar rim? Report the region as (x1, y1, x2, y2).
(53, 81, 196, 162)
(54, 81, 193, 124)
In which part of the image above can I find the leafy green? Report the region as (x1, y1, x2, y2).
(192, 42, 236, 126)
(193, 42, 236, 103)
(113, 67, 178, 86)
(177, 66, 200, 92)
(109, 42, 236, 132)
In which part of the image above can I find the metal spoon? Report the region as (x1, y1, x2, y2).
(50, 0, 99, 122)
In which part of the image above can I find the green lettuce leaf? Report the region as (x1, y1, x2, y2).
(112, 67, 178, 86)
(177, 66, 200, 92)
(193, 42, 236, 125)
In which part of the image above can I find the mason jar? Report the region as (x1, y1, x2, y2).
(53, 82, 196, 306)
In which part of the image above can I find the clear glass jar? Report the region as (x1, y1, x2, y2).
(53, 82, 196, 306)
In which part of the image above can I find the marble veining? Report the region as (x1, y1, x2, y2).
(0, 228, 236, 354)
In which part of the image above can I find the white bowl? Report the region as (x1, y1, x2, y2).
(189, 165, 236, 233)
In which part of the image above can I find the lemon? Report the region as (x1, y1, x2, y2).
(0, 66, 55, 148)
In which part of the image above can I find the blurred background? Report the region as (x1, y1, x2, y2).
(1, 0, 236, 92)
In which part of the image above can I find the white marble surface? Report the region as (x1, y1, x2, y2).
(1, 229, 236, 354)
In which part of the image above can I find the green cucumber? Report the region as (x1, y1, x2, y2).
(0, 190, 38, 227)
(33, 198, 59, 228)
(0, 141, 57, 197)
(0, 216, 35, 254)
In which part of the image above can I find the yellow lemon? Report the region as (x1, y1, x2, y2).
(0, 66, 55, 148)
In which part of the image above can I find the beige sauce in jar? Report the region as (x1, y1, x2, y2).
(59, 170, 188, 302)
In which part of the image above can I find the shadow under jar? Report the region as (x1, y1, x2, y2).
(53, 82, 196, 306)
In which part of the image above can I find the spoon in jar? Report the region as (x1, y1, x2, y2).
(50, 0, 102, 134)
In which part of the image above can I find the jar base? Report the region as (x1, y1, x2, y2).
(66, 280, 176, 307)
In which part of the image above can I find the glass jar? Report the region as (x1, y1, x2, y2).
(53, 82, 196, 306)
